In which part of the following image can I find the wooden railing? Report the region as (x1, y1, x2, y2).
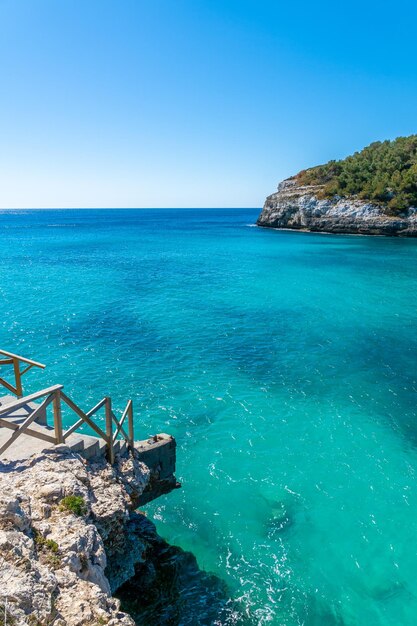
(0, 385, 134, 463)
(0, 349, 45, 398)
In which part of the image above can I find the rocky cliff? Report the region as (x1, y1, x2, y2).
(257, 178, 417, 236)
(0, 445, 160, 625)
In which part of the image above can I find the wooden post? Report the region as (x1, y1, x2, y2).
(13, 357, 23, 398)
(128, 400, 134, 447)
(53, 390, 64, 444)
(105, 397, 114, 464)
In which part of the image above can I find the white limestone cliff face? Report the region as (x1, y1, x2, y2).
(257, 178, 417, 236)
(0, 446, 152, 625)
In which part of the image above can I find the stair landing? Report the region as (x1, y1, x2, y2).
(0, 395, 179, 505)
(0, 394, 117, 463)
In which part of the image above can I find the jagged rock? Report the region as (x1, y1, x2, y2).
(0, 446, 151, 625)
(257, 178, 417, 236)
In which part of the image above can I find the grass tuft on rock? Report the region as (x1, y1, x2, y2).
(60, 495, 87, 517)
(33, 529, 61, 568)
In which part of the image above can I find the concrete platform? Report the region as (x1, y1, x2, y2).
(0, 395, 179, 504)
(0, 395, 84, 461)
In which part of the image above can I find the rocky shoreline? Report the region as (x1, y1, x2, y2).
(257, 178, 417, 236)
(0, 446, 157, 625)
(0, 445, 248, 626)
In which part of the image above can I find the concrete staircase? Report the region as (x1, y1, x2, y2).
(0, 394, 125, 463)
(0, 350, 179, 504)
(0, 393, 179, 504)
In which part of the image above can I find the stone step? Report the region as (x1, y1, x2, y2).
(96, 439, 108, 458)
(64, 434, 86, 455)
(79, 437, 99, 461)
(0, 394, 48, 425)
(118, 440, 127, 457)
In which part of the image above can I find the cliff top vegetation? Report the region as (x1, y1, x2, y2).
(296, 135, 417, 213)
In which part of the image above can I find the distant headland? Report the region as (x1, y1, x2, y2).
(257, 135, 417, 236)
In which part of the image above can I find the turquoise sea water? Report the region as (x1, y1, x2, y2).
(1, 209, 417, 625)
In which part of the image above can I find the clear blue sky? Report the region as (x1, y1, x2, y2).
(1, 0, 416, 208)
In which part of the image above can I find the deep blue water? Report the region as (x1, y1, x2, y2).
(1, 209, 417, 625)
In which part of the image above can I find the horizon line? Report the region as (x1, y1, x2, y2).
(0, 206, 262, 211)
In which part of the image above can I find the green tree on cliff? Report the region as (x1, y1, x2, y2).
(297, 135, 417, 213)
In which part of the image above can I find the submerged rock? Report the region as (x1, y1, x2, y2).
(0, 447, 249, 626)
(266, 501, 294, 539)
(116, 514, 253, 626)
(257, 178, 417, 236)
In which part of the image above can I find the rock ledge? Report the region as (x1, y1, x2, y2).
(0, 445, 159, 625)
(257, 178, 417, 236)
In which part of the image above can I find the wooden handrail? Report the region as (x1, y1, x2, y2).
(0, 385, 63, 415)
(112, 414, 129, 444)
(0, 417, 56, 444)
(0, 350, 46, 369)
(127, 400, 134, 446)
(105, 397, 114, 464)
(60, 392, 108, 442)
(0, 349, 46, 398)
(62, 398, 107, 440)
(112, 403, 129, 442)
(0, 383, 135, 463)
(0, 395, 55, 456)
(85, 397, 108, 417)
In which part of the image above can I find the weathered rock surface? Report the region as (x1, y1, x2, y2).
(0, 445, 153, 625)
(257, 178, 417, 236)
